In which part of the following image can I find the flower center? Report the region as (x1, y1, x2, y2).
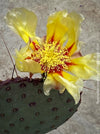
(32, 42, 71, 73)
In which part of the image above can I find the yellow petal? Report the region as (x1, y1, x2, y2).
(15, 45, 41, 73)
(46, 11, 84, 55)
(46, 10, 68, 45)
(53, 72, 83, 104)
(69, 53, 100, 81)
(5, 8, 37, 43)
(65, 12, 84, 55)
(43, 73, 65, 96)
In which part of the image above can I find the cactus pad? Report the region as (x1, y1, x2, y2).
(0, 77, 81, 134)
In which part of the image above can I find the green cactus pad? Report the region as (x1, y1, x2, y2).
(0, 77, 81, 134)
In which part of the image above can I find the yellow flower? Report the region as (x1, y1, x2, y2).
(6, 8, 100, 104)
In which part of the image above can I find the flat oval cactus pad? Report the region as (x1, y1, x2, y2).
(0, 77, 81, 134)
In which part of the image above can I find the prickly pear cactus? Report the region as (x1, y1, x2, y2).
(0, 77, 81, 134)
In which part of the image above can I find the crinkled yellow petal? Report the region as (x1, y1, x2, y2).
(53, 72, 83, 104)
(43, 73, 65, 96)
(46, 10, 68, 45)
(5, 8, 37, 43)
(69, 53, 100, 81)
(15, 45, 41, 73)
(65, 12, 84, 55)
(46, 11, 84, 55)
